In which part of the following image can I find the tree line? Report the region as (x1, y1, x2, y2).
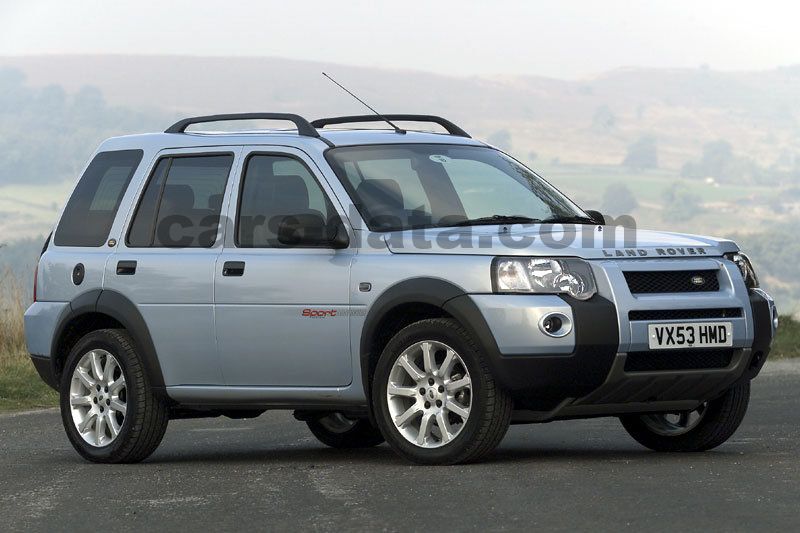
(0, 68, 171, 186)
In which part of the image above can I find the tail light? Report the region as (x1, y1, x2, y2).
(33, 262, 39, 303)
(34, 233, 50, 303)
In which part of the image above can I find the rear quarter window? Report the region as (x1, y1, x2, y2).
(54, 150, 143, 247)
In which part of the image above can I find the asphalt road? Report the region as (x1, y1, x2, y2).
(2, 362, 799, 533)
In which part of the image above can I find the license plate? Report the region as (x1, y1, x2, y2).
(647, 322, 733, 350)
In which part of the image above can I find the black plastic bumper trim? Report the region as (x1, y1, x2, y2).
(738, 290, 774, 382)
(30, 354, 58, 390)
(443, 294, 619, 407)
(624, 349, 734, 372)
(629, 308, 742, 321)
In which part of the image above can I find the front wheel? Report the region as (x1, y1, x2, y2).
(372, 318, 512, 465)
(620, 381, 750, 452)
(60, 329, 169, 463)
(306, 413, 385, 448)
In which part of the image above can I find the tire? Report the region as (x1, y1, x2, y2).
(371, 318, 512, 465)
(59, 329, 169, 463)
(620, 381, 751, 452)
(306, 413, 385, 448)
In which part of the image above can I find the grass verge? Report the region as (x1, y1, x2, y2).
(1, 269, 57, 412)
(0, 354, 58, 412)
(771, 315, 800, 359)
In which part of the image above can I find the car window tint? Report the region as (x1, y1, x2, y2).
(126, 158, 169, 247)
(127, 154, 233, 248)
(237, 154, 334, 247)
(54, 150, 143, 247)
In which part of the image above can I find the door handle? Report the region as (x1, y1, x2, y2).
(222, 261, 245, 277)
(116, 260, 137, 275)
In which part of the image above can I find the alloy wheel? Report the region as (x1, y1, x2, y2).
(640, 403, 708, 436)
(68, 349, 127, 447)
(386, 340, 472, 448)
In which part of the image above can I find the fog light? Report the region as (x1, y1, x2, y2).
(539, 312, 572, 338)
(543, 315, 562, 333)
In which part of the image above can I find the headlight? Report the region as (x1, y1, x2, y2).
(724, 252, 759, 289)
(493, 257, 597, 300)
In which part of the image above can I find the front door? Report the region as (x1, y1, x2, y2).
(214, 147, 354, 387)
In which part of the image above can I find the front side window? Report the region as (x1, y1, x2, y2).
(326, 144, 585, 231)
(236, 154, 337, 247)
(127, 154, 233, 248)
(54, 150, 143, 246)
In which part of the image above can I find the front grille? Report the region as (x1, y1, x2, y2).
(629, 308, 742, 321)
(625, 349, 734, 372)
(624, 270, 720, 294)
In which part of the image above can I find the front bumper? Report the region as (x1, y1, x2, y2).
(450, 265, 776, 419)
(444, 293, 620, 405)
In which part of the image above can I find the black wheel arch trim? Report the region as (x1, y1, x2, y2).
(359, 278, 467, 397)
(49, 289, 167, 397)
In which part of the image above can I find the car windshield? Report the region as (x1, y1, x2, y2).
(326, 144, 586, 231)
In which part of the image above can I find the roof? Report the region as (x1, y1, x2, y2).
(98, 128, 488, 153)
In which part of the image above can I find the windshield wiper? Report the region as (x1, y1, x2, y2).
(540, 215, 597, 225)
(445, 215, 542, 227)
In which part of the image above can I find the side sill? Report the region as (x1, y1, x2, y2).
(166, 385, 366, 408)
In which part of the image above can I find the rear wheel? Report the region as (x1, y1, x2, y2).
(372, 318, 512, 465)
(620, 381, 750, 452)
(60, 329, 169, 463)
(306, 413, 384, 448)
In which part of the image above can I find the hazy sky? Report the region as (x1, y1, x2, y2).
(1, 0, 799, 79)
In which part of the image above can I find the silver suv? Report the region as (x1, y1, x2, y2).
(24, 113, 778, 464)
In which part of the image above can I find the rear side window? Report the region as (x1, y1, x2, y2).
(127, 154, 233, 248)
(54, 150, 143, 247)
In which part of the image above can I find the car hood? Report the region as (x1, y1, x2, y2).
(381, 224, 738, 259)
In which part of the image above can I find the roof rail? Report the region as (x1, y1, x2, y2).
(165, 113, 327, 141)
(310, 114, 471, 138)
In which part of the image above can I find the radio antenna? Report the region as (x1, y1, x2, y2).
(322, 72, 406, 134)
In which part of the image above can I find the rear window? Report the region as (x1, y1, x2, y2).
(54, 150, 143, 247)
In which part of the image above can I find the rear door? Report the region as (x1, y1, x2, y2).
(214, 147, 354, 387)
(105, 147, 240, 387)
(42, 150, 144, 303)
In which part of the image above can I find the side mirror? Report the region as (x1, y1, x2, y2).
(584, 210, 606, 225)
(277, 214, 349, 249)
(328, 218, 350, 249)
